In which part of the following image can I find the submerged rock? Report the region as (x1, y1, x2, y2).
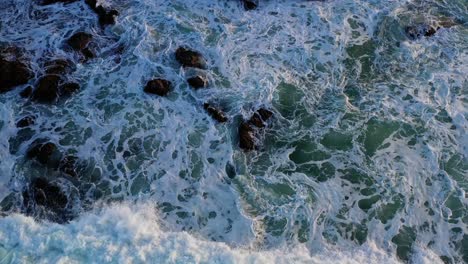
(19, 86, 33, 98)
(27, 141, 58, 165)
(59, 82, 80, 97)
(16, 116, 35, 128)
(144, 79, 172, 96)
(59, 155, 79, 178)
(187, 75, 208, 89)
(24, 178, 68, 209)
(405, 25, 438, 39)
(32, 75, 61, 103)
(96, 6, 119, 26)
(67, 32, 93, 51)
(175, 47, 206, 69)
(405, 19, 459, 40)
(0, 55, 32, 93)
(85, 0, 119, 27)
(204, 103, 228, 123)
(44, 59, 74, 75)
(242, 0, 258, 10)
(67, 32, 95, 59)
(22, 177, 69, 224)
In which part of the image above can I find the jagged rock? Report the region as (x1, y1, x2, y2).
(405, 19, 458, 40)
(96, 6, 119, 26)
(32, 75, 61, 103)
(187, 75, 208, 89)
(59, 155, 78, 177)
(249, 108, 273, 128)
(60, 82, 80, 96)
(23, 177, 68, 212)
(0, 55, 32, 93)
(16, 116, 35, 128)
(239, 122, 256, 150)
(44, 59, 74, 75)
(144, 79, 171, 96)
(67, 32, 92, 51)
(27, 141, 57, 165)
(19, 86, 33, 98)
(85, 0, 118, 27)
(175, 47, 206, 69)
(242, 0, 258, 10)
(81, 47, 95, 59)
(204, 103, 228, 122)
(239, 108, 273, 151)
(405, 25, 438, 39)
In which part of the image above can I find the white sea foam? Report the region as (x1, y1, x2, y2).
(0, 0, 466, 263)
(0, 202, 411, 264)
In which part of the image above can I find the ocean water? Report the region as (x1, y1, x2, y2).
(0, 0, 467, 263)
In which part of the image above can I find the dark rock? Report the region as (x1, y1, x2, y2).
(23, 177, 68, 210)
(0, 57, 33, 93)
(242, 0, 258, 10)
(405, 25, 439, 39)
(204, 103, 228, 122)
(249, 108, 273, 128)
(187, 76, 208, 89)
(96, 6, 119, 26)
(81, 47, 95, 60)
(16, 116, 35, 128)
(67, 32, 92, 51)
(144, 79, 172, 96)
(59, 82, 80, 96)
(44, 59, 74, 75)
(239, 108, 273, 151)
(85, 0, 118, 27)
(19, 86, 33, 98)
(84, 0, 97, 9)
(59, 155, 78, 177)
(225, 162, 236, 179)
(175, 47, 206, 69)
(239, 122, 256, 151)
(32, 75, 61, 103)
(27, 142, 57, 165)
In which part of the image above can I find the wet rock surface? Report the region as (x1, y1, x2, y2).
(85, 0, 119, 27)
(204, 103, 228, 123)
(22, 177, 70, 223)
(238, 108, 273, 151)
(27, 141, 58, 165)
(187, 75, 208, 89)
(249, 108, 273, 128)
(16, 116, 35, 128)
(144, 79, 172, 96)
(59, 155, 79, 178)
(67, 32, 95, 59)
(242, 0, 258, 10)
(32, 75, 61, 103)
(175, 47, 206, 69)
(0, 51, 33, 93)
(19, 86, 33, 98)
(44, 59, 74, 75)
(59, 82, 80, 97)
(238, 122, 256, 151)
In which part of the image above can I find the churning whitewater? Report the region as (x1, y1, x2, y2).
(0, 0, 467, 263)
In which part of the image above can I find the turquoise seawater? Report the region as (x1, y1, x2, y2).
(0, 0, 467, 263)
